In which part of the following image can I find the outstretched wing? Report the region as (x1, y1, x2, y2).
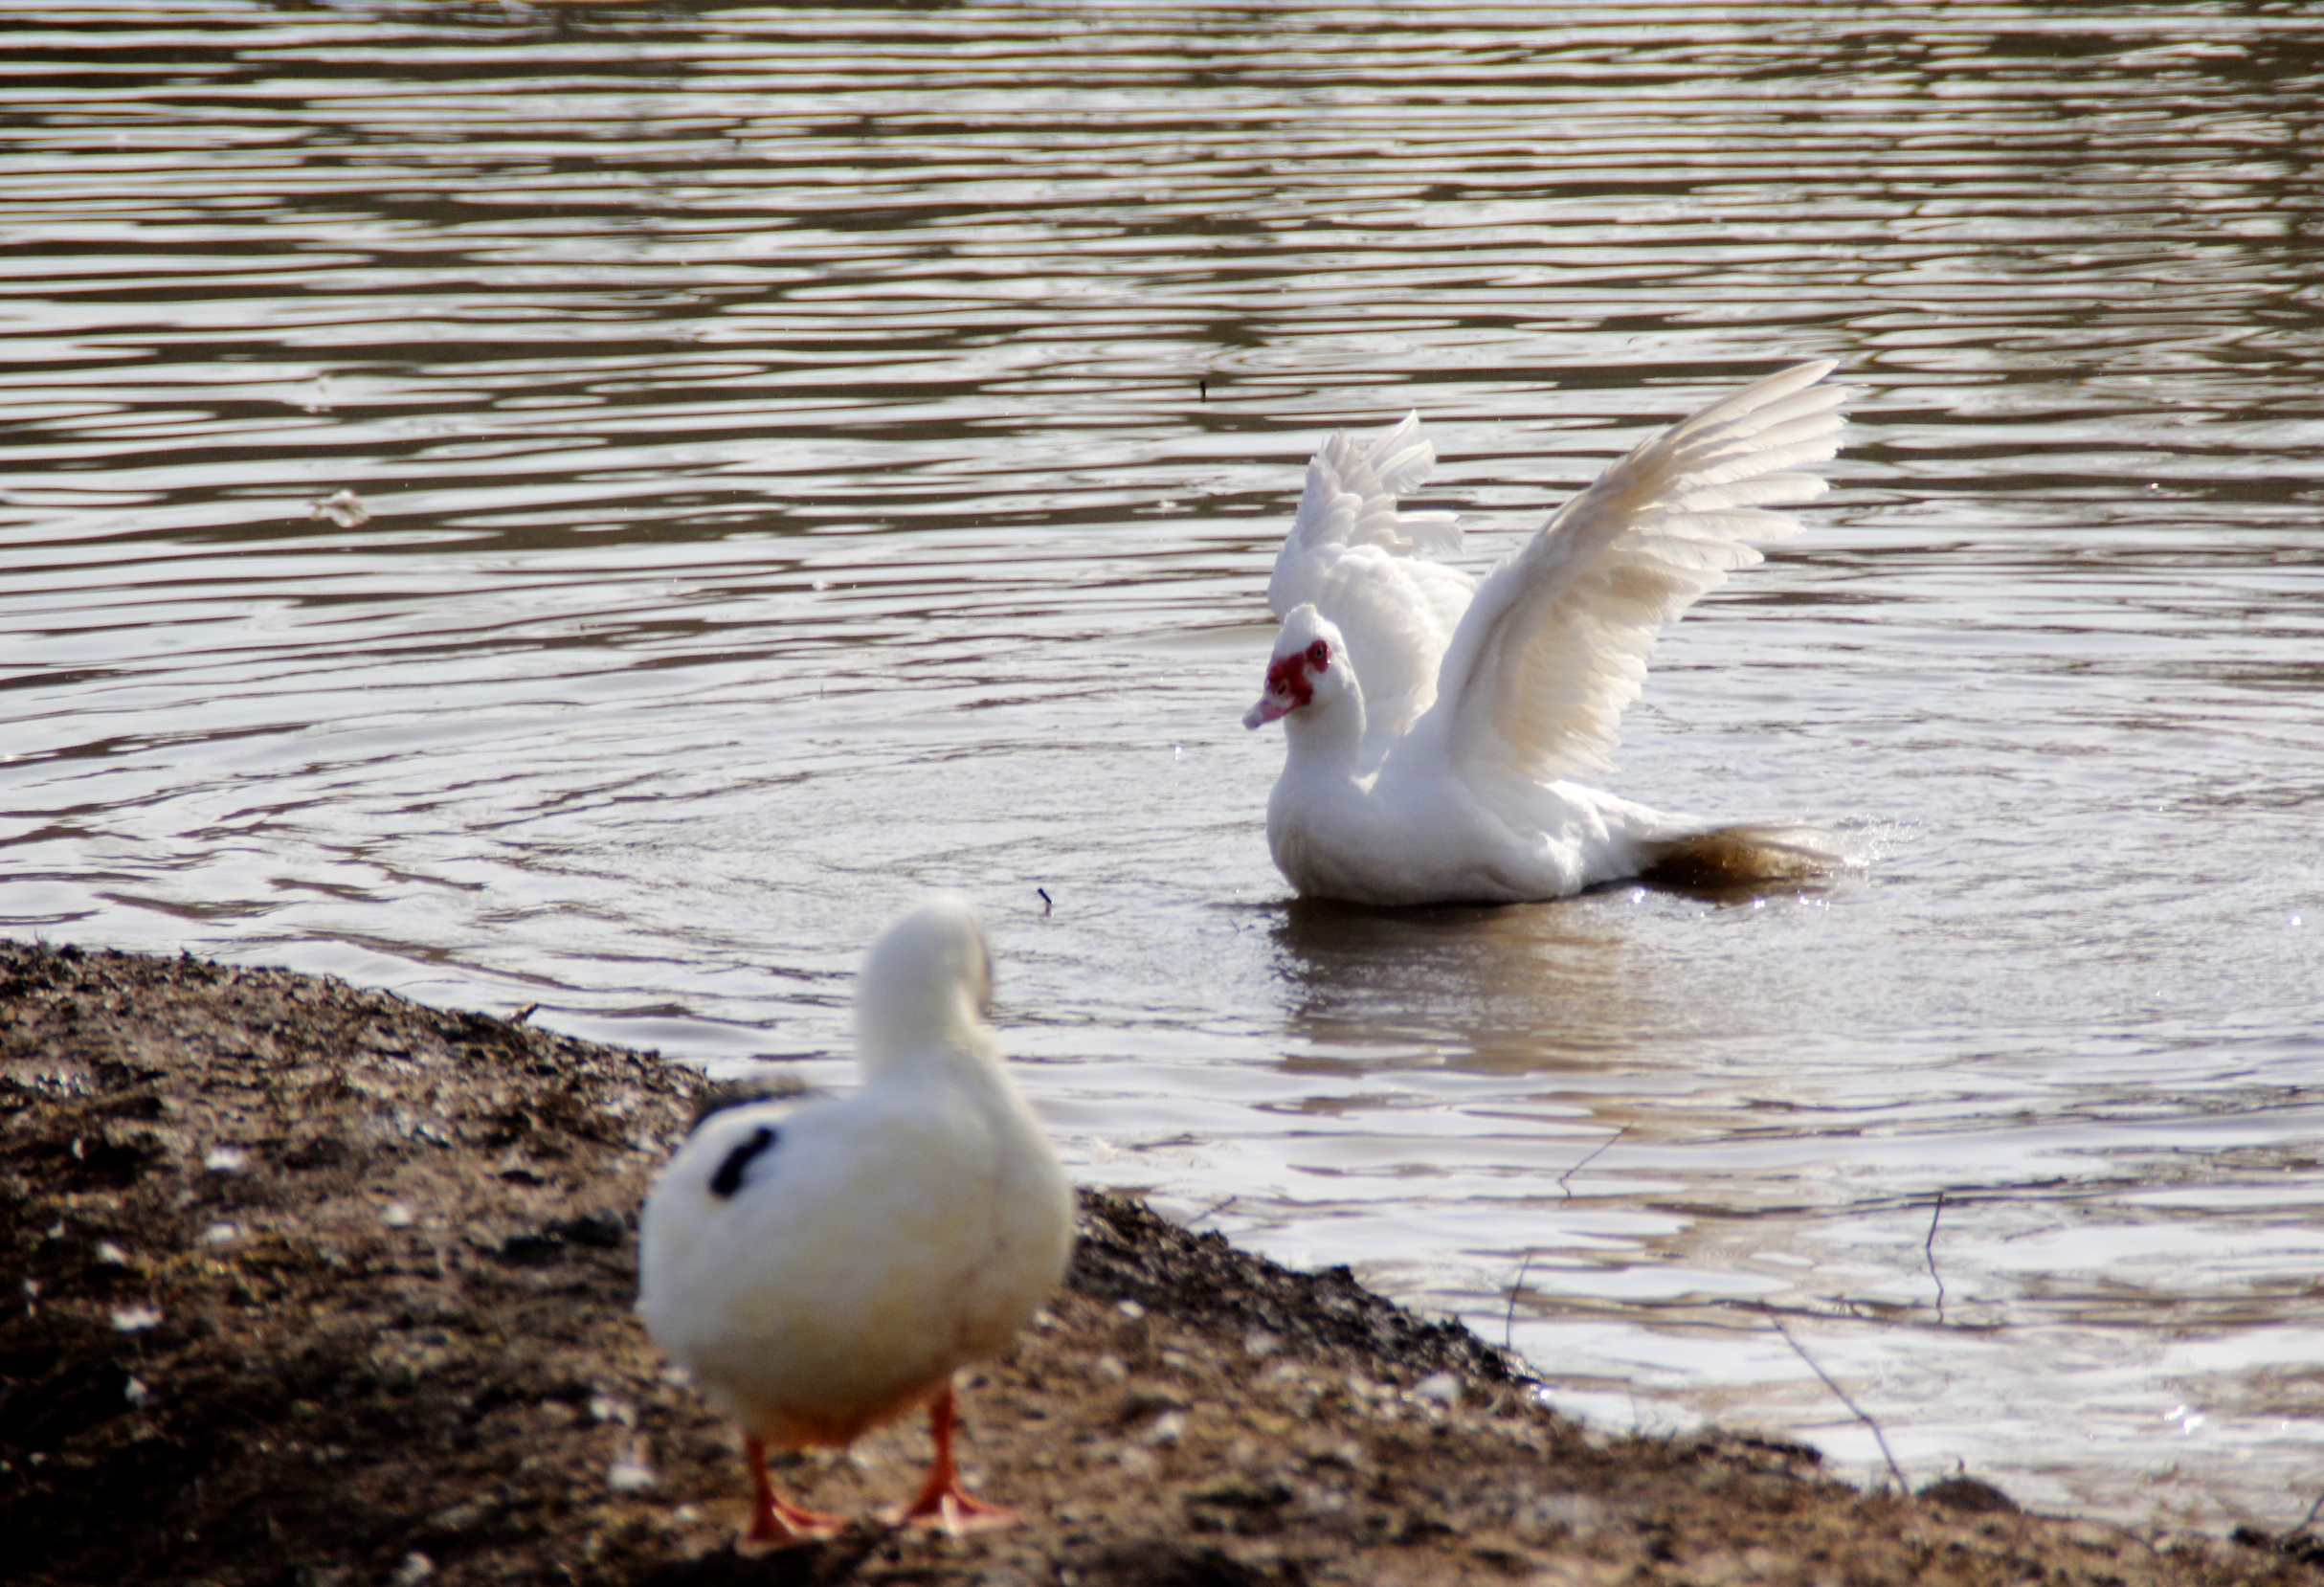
(1265, 413, 1475, 744)
(1419, 361, 1847, 783)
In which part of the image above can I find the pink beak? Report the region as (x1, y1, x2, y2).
(1243, 696, 1287, 729)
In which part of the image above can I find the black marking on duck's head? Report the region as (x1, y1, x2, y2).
(707, 1124, 780, 1199)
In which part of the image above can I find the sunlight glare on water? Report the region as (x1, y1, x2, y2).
(3, 0, 2323, 1527)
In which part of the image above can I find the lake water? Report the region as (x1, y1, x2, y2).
(5, 0, 2322, 1530)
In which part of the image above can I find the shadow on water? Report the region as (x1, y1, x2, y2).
(1269, 895, 1669, 1074)
(1266, 810, 1857, 1073)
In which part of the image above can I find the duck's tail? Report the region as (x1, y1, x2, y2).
(1635, 822, 1853, 896)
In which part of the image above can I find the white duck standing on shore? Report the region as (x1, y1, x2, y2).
(1244, 361, 1850, 905)
(637, 894, 1073, 1546)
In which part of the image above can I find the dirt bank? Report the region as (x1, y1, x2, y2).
(3, 938, 2317, 1586)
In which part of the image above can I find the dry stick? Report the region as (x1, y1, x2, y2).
(1184, 1194, 1237, 1229)
(1504, 1250, 1535, 1353)
(1924, 1189, 1947, 1325)
(2287, 1485, 2324, 1542)
(1763, 1305, 1910, 1492)
(1558, 1124, 1629, 1199)
(1503, 1129, 1628, 1357)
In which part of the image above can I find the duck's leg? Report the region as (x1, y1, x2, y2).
(884, 1385, 1018, 1534)
(742, 1433, 848, 1548)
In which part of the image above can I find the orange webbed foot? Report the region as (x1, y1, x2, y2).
(742, 1494, 850, 1551)
(741, 1433, 850, 1551)
(881, 1484, 1020, 1536)
(882, 1383, 1020, 1535)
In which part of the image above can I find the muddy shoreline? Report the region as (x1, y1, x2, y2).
(3, 938, 2315, 1586)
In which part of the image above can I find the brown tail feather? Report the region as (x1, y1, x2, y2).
(1636, 824, 1846, 895)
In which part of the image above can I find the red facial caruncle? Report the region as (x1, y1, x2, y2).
(1244, 638, 1330, 728)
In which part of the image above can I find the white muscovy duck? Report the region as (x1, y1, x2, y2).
(1243, 361, 1849, 905)
(637, 894, 1073, 1546)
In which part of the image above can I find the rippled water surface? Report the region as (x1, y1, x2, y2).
(7, 0, 2324, 1527)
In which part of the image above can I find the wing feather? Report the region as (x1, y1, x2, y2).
(1419, 361, 1847, 782)
(1265, 411, 1474, 745)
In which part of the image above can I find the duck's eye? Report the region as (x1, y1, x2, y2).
(1306, 641, 1329, 665)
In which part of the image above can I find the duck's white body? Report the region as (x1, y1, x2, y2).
(637, 894, 1071, 1540)
(1264, 744, 1678, 906)
(1245, 362, 1848, 905)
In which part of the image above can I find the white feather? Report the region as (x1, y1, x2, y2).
(1426, 359, 1844, 783)
(1266, 412, 1473, 745)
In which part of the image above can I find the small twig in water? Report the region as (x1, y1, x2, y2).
(1184, 1194, 1236, 1229)
(1492, 1129, 1629, 1361)
(1763, 1305, 1908, 1492)
(511, 1003, 539, 1026)
(1924, 1189, 1947, 1324)
(1504, 1250, 1535, 1353)
(1036, 886, 1053, 916)
(2288, 1484, 2324, 1540)
(1558, 1125, 1628, 1199)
